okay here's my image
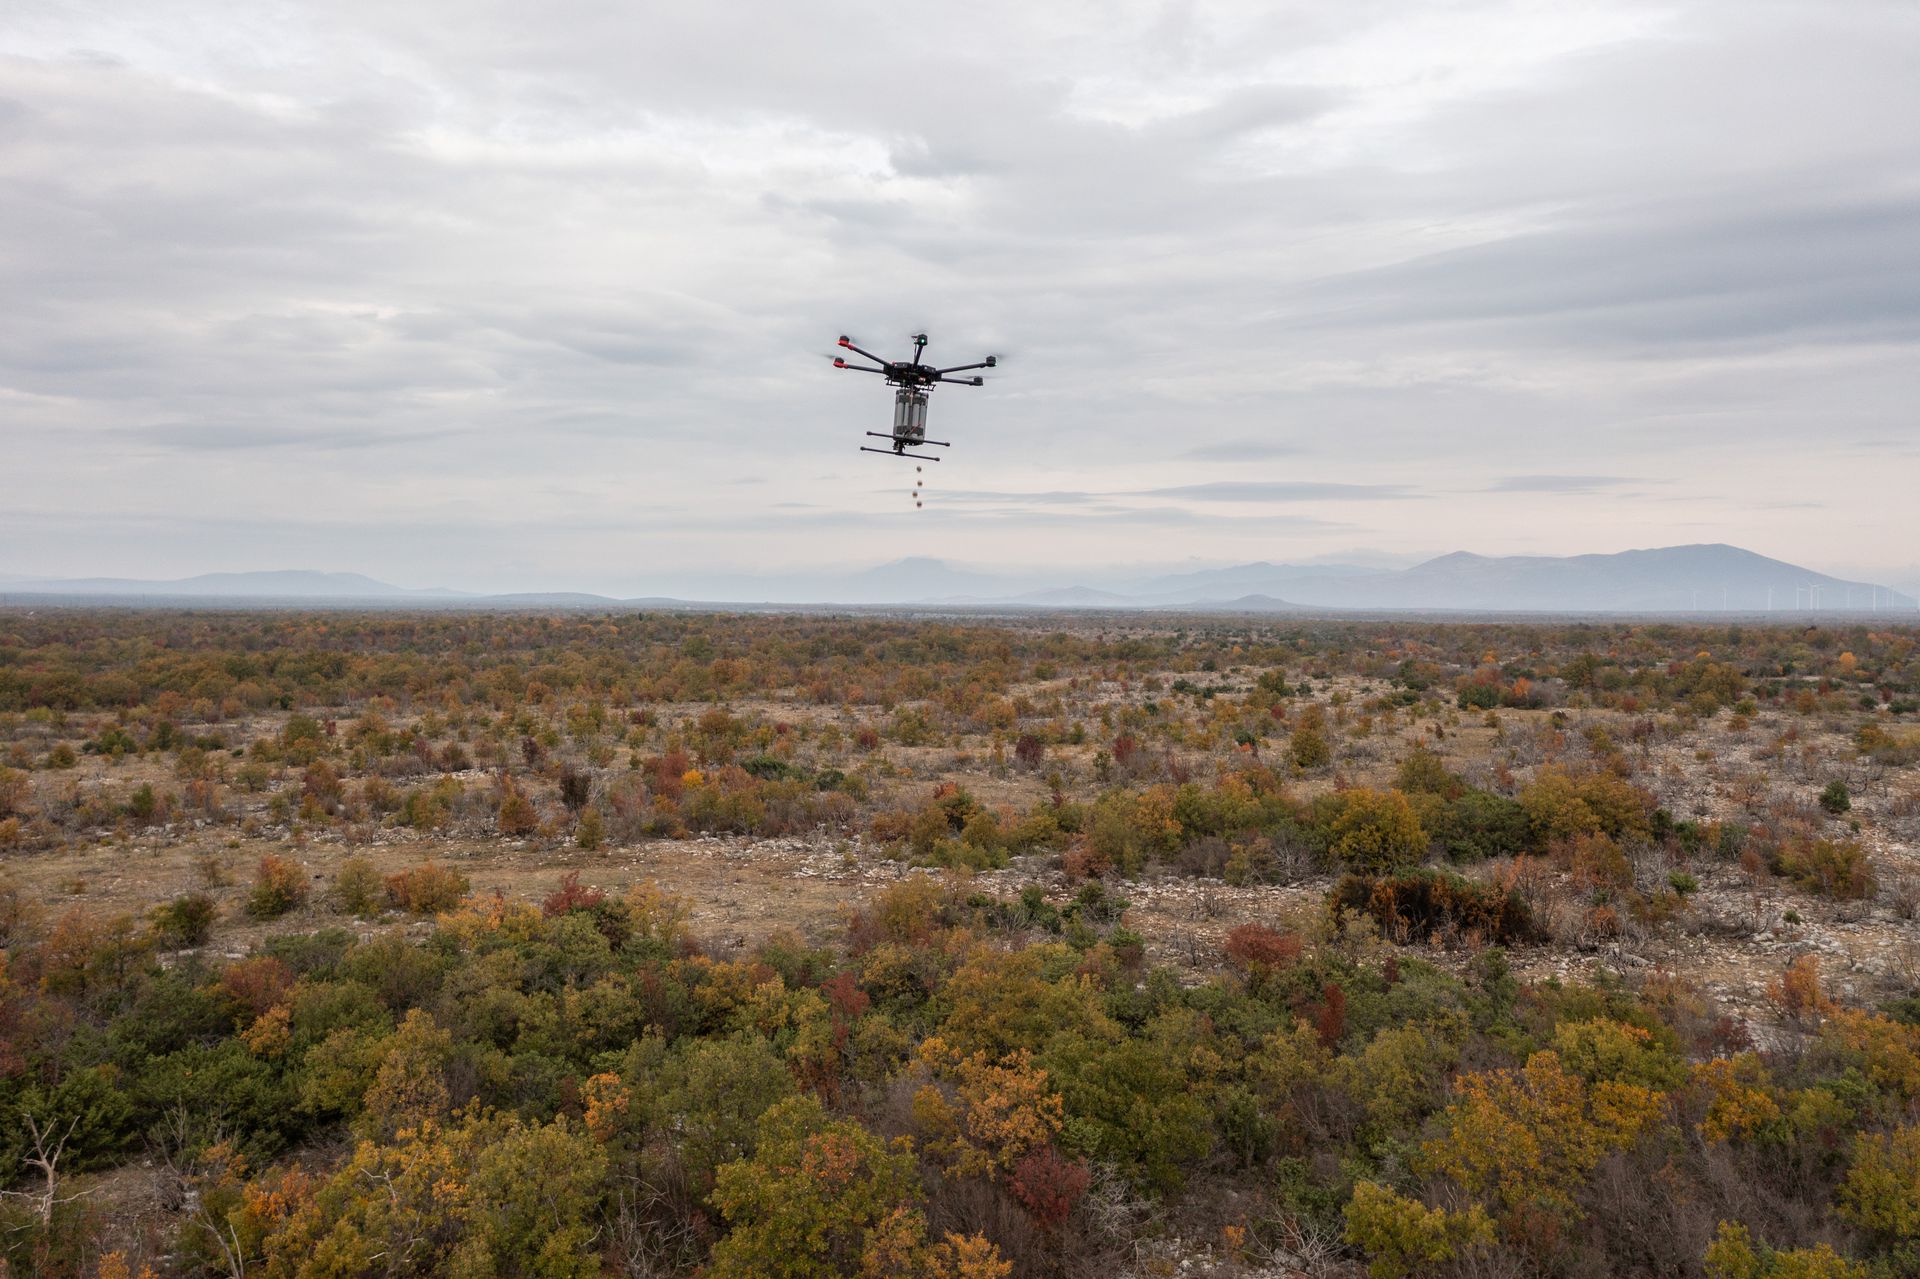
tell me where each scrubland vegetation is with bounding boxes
[1,609,1918,1277]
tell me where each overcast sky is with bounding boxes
[3,0,1917,594]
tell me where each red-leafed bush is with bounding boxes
[1313,981,1347,1048]
[1009,1145,1091,1230]
[221,955,293,1018]
[542,870,607,917]
[1223,923,1303,976]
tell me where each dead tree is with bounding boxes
[4,1112,82,1229]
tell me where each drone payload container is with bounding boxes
[892,388,929,446]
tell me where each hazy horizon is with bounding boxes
[5,1,1917,589]
[4,542,1917,608]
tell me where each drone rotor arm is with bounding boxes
[933,360,994,375]
[837,337,888,365]
[933,374,985,386]
[832,358,889,374]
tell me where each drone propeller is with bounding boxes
[826,352,886,375]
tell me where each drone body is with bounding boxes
[832,333,995,462]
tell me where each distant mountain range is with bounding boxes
[1148,545,1908,614]
[2,545,1913,615]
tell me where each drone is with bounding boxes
[832,332,995,462]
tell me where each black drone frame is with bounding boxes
[834,333,995,461]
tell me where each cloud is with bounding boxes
[922,489,1102,506]
[1141,482,1420,502]
[1295,195,1920,350]
[916,481,1416,506]
[1181,439,1304,461]
[1487,475,1640,494]
[133,421,454,452]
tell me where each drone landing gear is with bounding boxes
[860,446,943,462]
[862,431,948,463]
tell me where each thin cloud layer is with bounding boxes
[1,0,1916,593]
[1488,475,1642,494]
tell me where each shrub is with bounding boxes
[497,783,538,835]
[1819,781,1852,815]
[0,765,29,817]
[706,1095,1005,1279]
[383,862,470,915]
[127,782,159,825]
[1329,870,1538,946]
[331,856,385,916]
[1290,709,1332,769]
[542,870,606,918]
[1394,747,1462,798]
[1428,788,1530,862]
[1330,788,1427,873]
[220,954,294,1018]
[1519,766,1653,844]
[1223,923,1303,980]
[558,765,593,812]
[1344,1181,1494,1279]
[1837,1123,1920,1243]
[1770,955,1830,1021]
[1008,1145,1091,1230]
[150,892,217,946]
[1703,1221,1870,1279]
[1775,838,1876,899]
[247,854,309,918]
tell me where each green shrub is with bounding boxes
[0,1065,134,1175]
[150,892,217,946]
[1775,838,1876,899]
[1428,788,1530,862]
[330,855,385,916]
